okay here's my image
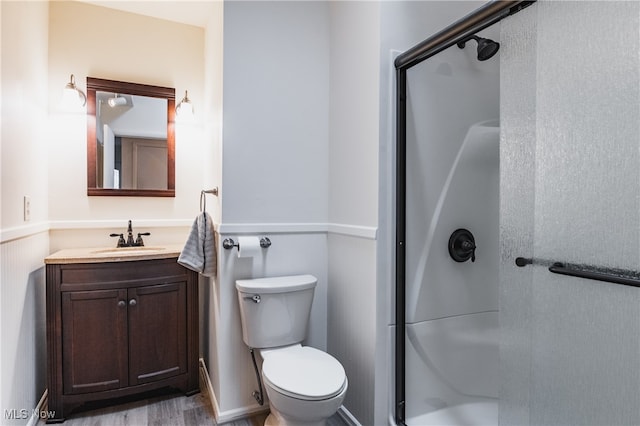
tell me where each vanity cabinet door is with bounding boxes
[127,282,187,386]
[61,289,128,394]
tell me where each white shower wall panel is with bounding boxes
[404,21,500,325]
[405,311,498,419]
[406,123,499,323]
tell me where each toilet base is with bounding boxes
[261,369,347,426]
[264,407,327,426]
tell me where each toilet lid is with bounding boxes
[262,346,346,401]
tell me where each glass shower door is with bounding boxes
[500,2,640,425]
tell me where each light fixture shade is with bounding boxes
[62,74,86,108]
[176,90,194,119]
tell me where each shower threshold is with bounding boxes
[406,400,497,426]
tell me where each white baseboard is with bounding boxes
[337,405,362,426]
[199,358,221,420]
[199,358,268,424]
[27,389,49,426]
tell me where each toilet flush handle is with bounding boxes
[244,294,261,304]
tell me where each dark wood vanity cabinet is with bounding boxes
[46,256,199,423]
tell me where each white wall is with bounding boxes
[204,2,223,227]
[327,2,380,425]
[47,1,207,249]
[0,1,50,423]
[200,0,224,402]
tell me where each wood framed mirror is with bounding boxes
[87,77,175,197]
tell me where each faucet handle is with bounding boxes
[110,233,126,248]
[135,232,151,246]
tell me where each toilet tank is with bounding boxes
[236,275,317,348]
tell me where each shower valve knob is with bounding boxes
[461,240,476,262]
[449,229,477,263]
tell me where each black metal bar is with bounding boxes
[550,263,640,288]
[395,67,407,426]
[515,257,640,288]
[393,2,535,424]
[394,1,534,71]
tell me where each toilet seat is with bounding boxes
[262,346,346,401]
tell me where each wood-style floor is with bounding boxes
[38,373,348,426]
[38,389,266,426]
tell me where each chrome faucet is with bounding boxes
[110,220,151,247]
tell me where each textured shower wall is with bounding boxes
[500,2,640,424]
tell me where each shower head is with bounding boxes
[457,35,500,61]
[108,95,127,107]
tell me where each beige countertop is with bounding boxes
[45,244,184,264]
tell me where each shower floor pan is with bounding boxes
[406,401,497,426]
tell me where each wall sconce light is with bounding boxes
[175,90,194,118]
[62,74,86,108]
[108,94,127,107]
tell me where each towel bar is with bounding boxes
[200,188,219,212]
[515,257,640,288]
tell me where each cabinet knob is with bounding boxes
[118,300,126,308]
[129,299,137,306]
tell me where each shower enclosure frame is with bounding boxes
[393,1,534,424]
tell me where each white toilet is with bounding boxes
[236,275,348,426]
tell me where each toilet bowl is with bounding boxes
[236,275,348,426]
[261,345,347,426]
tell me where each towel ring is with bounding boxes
[200,188,219,212]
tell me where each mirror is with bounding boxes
[87,77,175,197]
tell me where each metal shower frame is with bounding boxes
[393,1,535,424]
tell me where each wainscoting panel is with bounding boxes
[1,231,50,424]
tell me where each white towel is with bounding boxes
[178,212,217,277]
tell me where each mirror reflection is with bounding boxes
[96,92,168,190]
[86,77,175,197]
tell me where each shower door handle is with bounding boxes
[515,257,640,288]
[548,262,640,288]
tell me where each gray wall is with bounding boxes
[214,1,332,421]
